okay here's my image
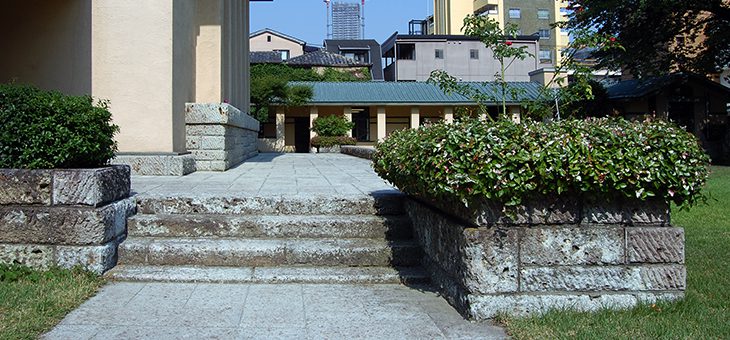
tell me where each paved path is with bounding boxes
[132,153,397,197]
[45,283,507,339]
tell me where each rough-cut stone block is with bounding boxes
[56,240,119,274]
[52,166,130,207]
[581,199,669,226]
[405,199,519,294]
[113,154,196,176]
[521,227,625,265]
[521,265,686,292]
[191,150,229,161]
[187,125,227,136]
[185,103,260,131]
[628,227,684,263]
[0,198,136,245]
[0,244,54,268]
[341,146,375,160]
[422,196,579,227]
[0,169,52,205]
[467,291,684,319]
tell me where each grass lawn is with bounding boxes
[499,166,730,339]
[0,266,104,340]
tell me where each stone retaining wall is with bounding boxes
[405,196,685,319]
[0,166,135,273]
[341,146,375,160]
[186,103,260,171]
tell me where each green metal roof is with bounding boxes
[288,81,542,105]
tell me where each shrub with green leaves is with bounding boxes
[311,136,357,148]
[311,115,355,137]
[373,117,709,208]
[0,84,118,169]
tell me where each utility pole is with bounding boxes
[361,0,365,39]
[325,0,331,39]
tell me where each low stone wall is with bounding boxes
[405,196,685,319]
[113,153,196,176]
[0,166,135,273]
[341,146,375,160]
[186,103,260,171]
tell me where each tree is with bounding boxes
[562,0,730,77]
[428,15,531,120]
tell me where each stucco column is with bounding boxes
[276,107,286,149]
[344,106,353,137]
[444,107,454,124]
[377,106,387,141]
[310,106,318,152]
[410,107,420,129]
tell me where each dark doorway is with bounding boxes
[669,102,695,132]
[294,117,310,153]
[353,108,370,142]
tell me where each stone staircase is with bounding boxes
[106,193,430,284]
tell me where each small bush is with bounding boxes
[311,136,357,148]
[0,84,118,169]
[311,115,355,137]
[373,117,710,208]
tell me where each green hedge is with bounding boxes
[373,118,709,208]
[0,84,118,169]
[311,136,357,148]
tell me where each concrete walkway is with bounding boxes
[45,283,507,339]
[132,153,397,197]
[46,153,508,339]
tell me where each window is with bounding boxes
[274,49,290,60]
[560,7,570,15]
[560,28,569,36]
[397,44,416,60]
[538,9,550,19]
[539,49,552,63]
[476,4,498,16]
[267,35,272,42]
[509,8,521,19]
[539,29,551,39]
[435,49,444,59]
[470,49,479,60]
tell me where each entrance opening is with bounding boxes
[352,108,370,142]
[294,117,310,153]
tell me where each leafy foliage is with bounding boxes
[311,136,357,148]
[561,0,730,77]
[250,64,371,123]
[311,115,355,137]
[0,84,118,169]
[373,118,709,209]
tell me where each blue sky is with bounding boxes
[250,0,432,46]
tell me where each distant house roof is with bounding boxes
[285,50,370,67]
[250,51,283,64]
[606,73,730,100]
[324,39,384,81]
[250,28,306,46]
[287,81,541,105]
[381,31,540,54]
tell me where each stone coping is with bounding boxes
[185,103,260,132]
[415,195,670,227]
[341,146,375,160]
[0,165,130,207]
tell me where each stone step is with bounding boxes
[127,214,413,240]
[118,237,422,267]
[135,193,406,216]
[105,265,430,284]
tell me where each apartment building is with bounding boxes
[432,0,569,65]
[382,33,546,82]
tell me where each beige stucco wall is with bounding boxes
[1,0,250,154]
[0,0,92,96]
[250,33,304,58]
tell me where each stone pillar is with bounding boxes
[444,107,454,124]
[276,107,286,149]
[310,107,319,153]
[410,107,420,129]
[377,106,387,141]
[344,107,353,137]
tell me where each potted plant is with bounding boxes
[310,115,356,153]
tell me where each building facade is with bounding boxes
[250,28,307,60]
[1,0,252,174]
[432,0,569,65]
[382,33,546,82]
[324,40,384,80]
[332,1,362,40]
